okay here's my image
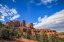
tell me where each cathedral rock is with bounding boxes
[5,20,64,38]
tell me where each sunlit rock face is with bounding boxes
[14,20,20,27]
[27,23,33,28]
[6,21,15,27]
[21,20,26,27]
[5,20,20,27]
[5,20,64,38]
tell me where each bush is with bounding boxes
[23,30,31,39]
[39,32,48,42]
[0,25,23,40]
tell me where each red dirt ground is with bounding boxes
[10,38,38,42]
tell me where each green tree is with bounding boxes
[39,32,48,42]
[23,30,31,39]
[30,32,40,41]
[16,30,23,38]
[48,34,58,42]
[1,28,10,39]
[58,37,64,42]
[0,25,23,39]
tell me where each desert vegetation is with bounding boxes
[23,30,64,42]
[0,21,64,42]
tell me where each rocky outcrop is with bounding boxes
[5,20,64,38]
[21,20,26,27]
[5,20,20,27]
[27,23,33,28]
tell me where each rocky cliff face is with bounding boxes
[5,20,64,38]
[5,20,20,27]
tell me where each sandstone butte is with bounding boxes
[4,20,64,42]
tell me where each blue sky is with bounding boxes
[0,0,64,32]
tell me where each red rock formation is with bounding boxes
[27,23,33,29]
[14,20,20,27]
[6,21,15,27]
[30,29,57,36]
[56,33,64,38]
[21,20,26,27]
[5,20,64,38]
[5,20,20,27]
[10,21,15,27]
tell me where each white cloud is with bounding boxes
[34,9,64,32]
[29,0,34,3]
[12,0,16,2]
[10,14,20,20]
[33,22,37,25]
[0,4,20,21]
[0,4,2,6]
[47,5,52,8]
[0,16,5,21]
[10,9,17,14]
[41,0,58,5]
[36,3,42,6]
[29,0,58,8]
